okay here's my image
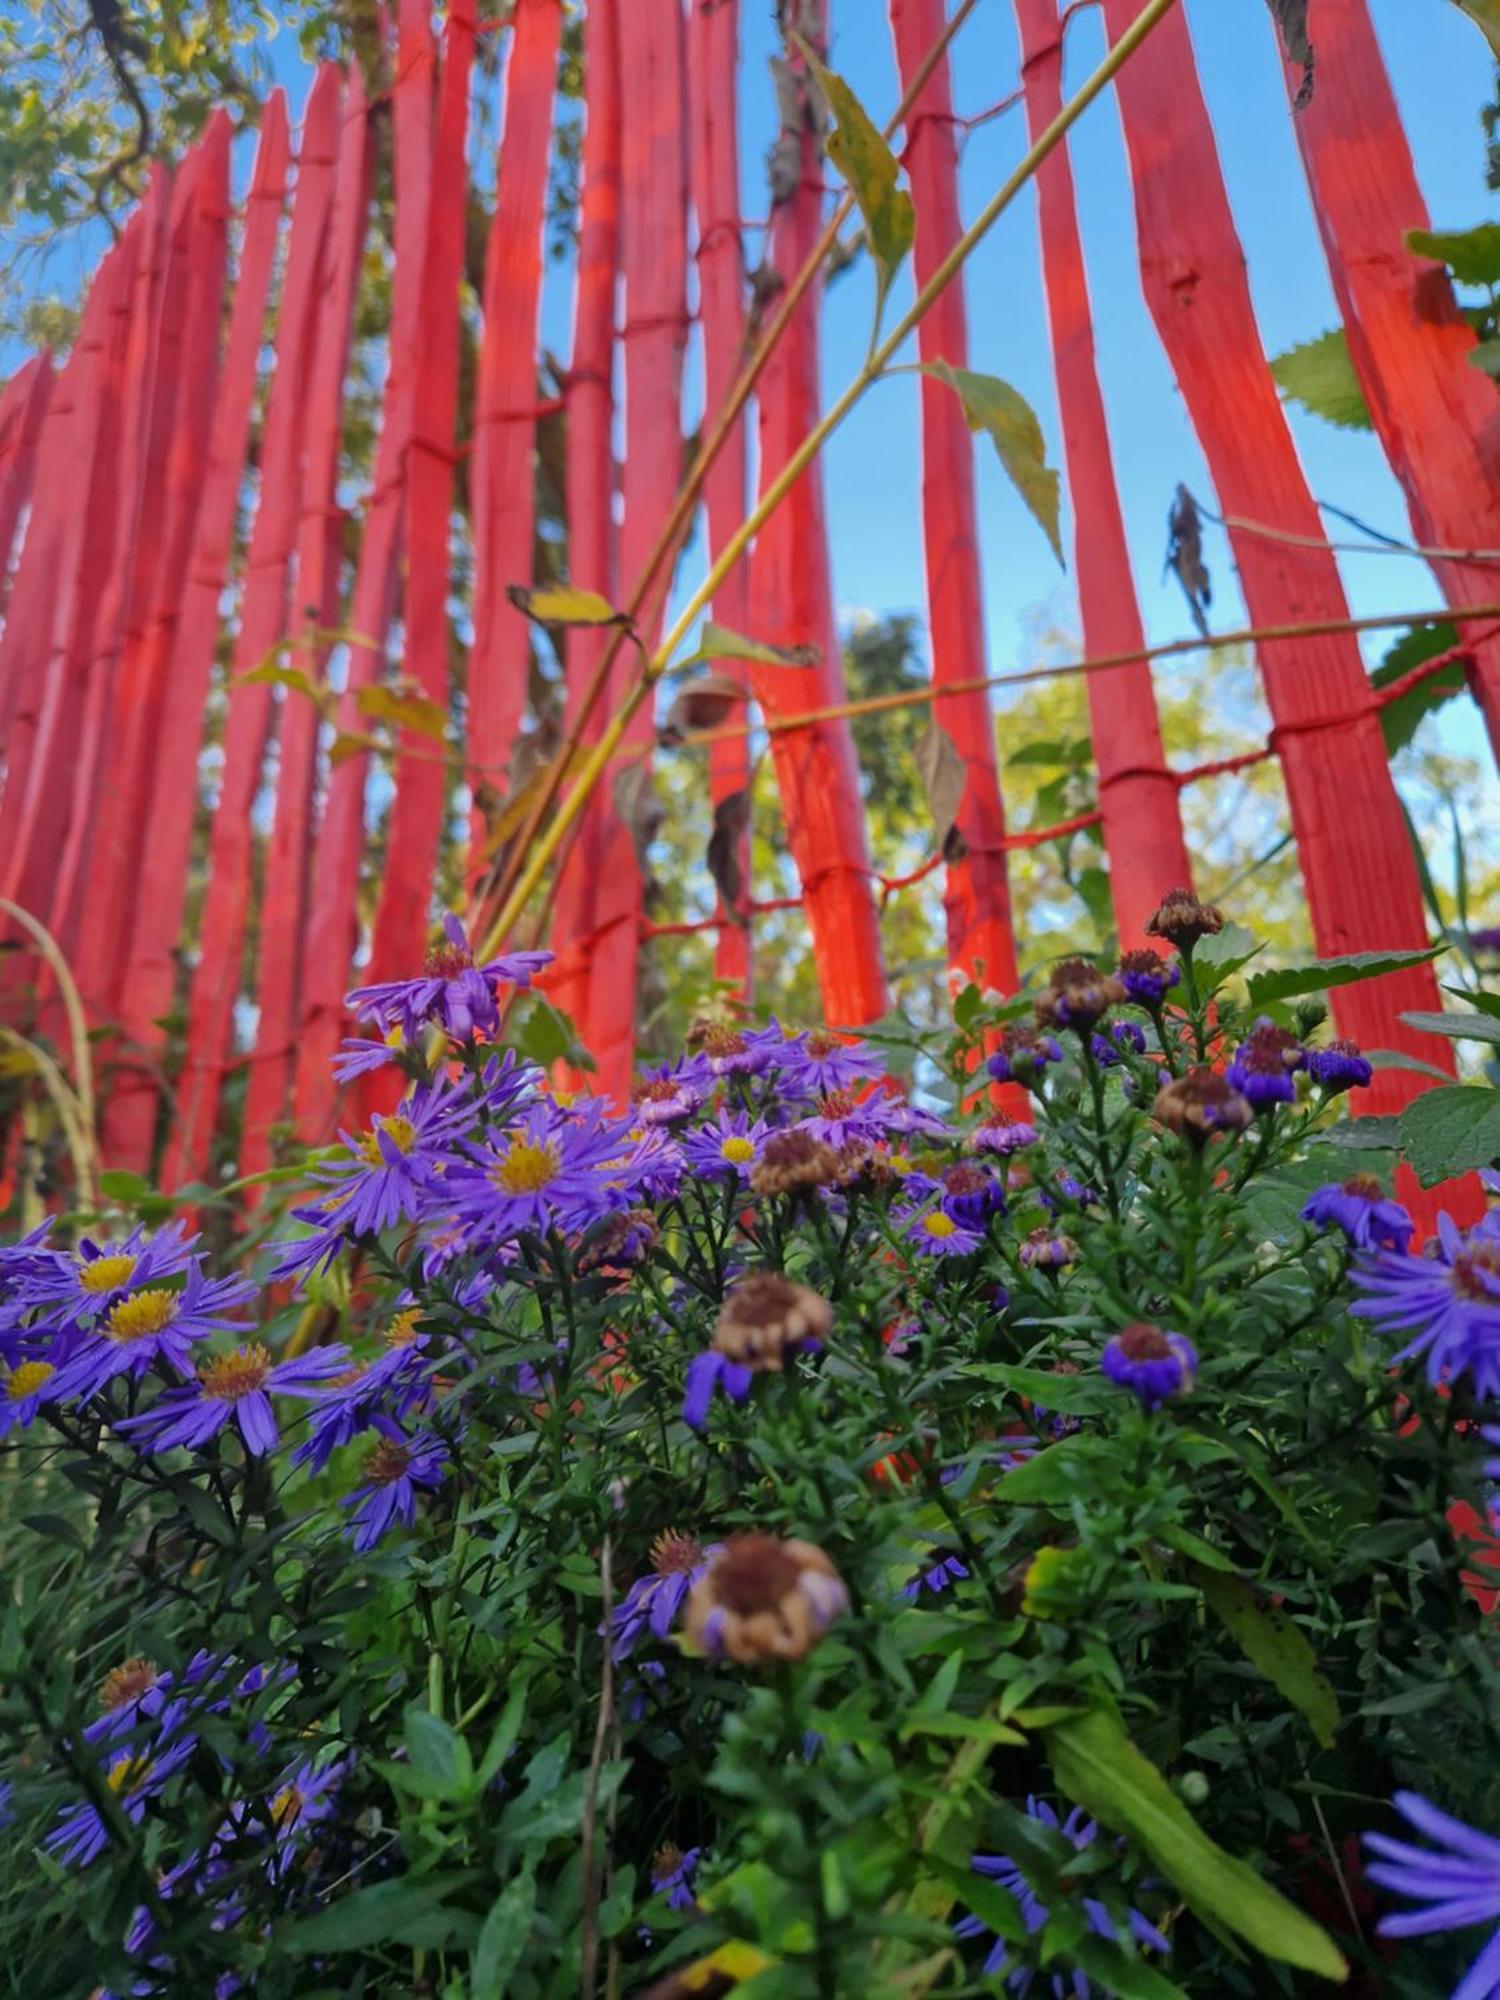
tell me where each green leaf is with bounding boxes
[1245,946,1443,1010]
[1469,338,1500,380]
[1365,1048,1458,1084]
[1370,621,1463,754]
[1193,1567,1339,1748]
[1398,1083,1500,1186]
[1044,1708,1347,1980]
[507,583,629,627]
[922,360,1063,565]
[1399,1009,1500,1046]
[282,1873,478,1953]
[679,620,818,672]
[898,1712,1028,1746]
[1446,985,1500,1021]
[922,1856,1027,1947]
[1405,222,1500,288]
[476,1683,529,1790]
[1065,1936,1188,2000]
[512,994,595,1073]
[977,1363,1110,1414]
[1192,921,1264,982]
[1268,328,1372,431]
[1450,0,1500,56]
[98,1168,156,1205]
[404,1706,473,1799]
[1155,1525,1237,1572]
[995,1432,1112,1506]
[797,40,914,308]
[471,1872,535,1998]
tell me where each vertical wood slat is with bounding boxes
[163,66,345,1192]
[466,0,563,871]
[580,0,690,1103]
[354,0,480,1116]
[1012,0,1192,948]
[1282,0,1500,762]
[688,0,753,994]
[890,0,1023,996]
[1098,0,1459,1130]
[546,0,622,1050]
[296,3,442,1136]
[748,3,889,1031]
[109,97,293,1170]
[240,72,373,1187]
[0,356,53,620]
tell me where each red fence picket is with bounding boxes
[0,357,51,621]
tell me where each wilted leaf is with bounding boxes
[1268,329,1373,431]
[914,723,968,860]
[1406,221,1500,288]
[1265,0,1315,107]
[660,673,747,743]
[1245,945,1443,1009]
[507,584,630,628]
[1165,484,1212,635]
[923,361,1063,565]
[356,685,449,741]
[1193,1565,1339,1748]
[238,661,328,703]
[679,621,818,673]
[327,731,371,768]
[707,790,751,922]
[797,39,914,307]
[1398,1083,1500,1186]
[612,762,663,873]
[1045,1708,1347,1979]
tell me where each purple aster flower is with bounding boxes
[0,1358,59,1433]
[682,1349,753,1430]
[618,1126,686,1203]
[896,1202,983,1259]
[797,1087,891,1151]
[1306,1037,1373,1093]
[956,1795,1170,1992]
[1226,1022,1306,1110]
[443,1099,633,1245]
[1364,1791,1500,1999]
[969,1110,1038,1156]
[776,1027,886,1101]
[1351,1214,1500,1395]
[651,1843,702,1911]
[987,1026,1063,1087]
[878,1085,955,1143]
[1302,1175,1413,1255]
[1116,948,1180,1007]
[1019,1227,1077,1272]
[47,1708,198,1867]
[331,1022,410,1081]
[631,1061,705,1127]
[608,1530,721,1659]
[900,1552,970,1601]
[343,1432,449,1552]
[687,1024,772,1079]
[346,912,552,1042]
[1101,1324,1196,1410]
[116,1342,353,1457]
[291,1359,404,1473]
[21,1221,198,1321]
[1091,1020,1148,1067]
[940,1162,1006,1230]
[682,1108,771,1183]
[50,1265,258,1401]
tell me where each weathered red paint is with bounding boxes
[467,0,563,872]
[240,72,372,1188]
[748,3,888,1031]
[1098,0,1459,1145]
[110,99,292,1169]
[1281,0,1500,762]
[1012,0,1193,949]
[890,0,1024,1000]
[163,67,344,1191]
[0,356,52,621]
[688,0,753,993]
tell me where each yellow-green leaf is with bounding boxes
[1194,1565,1339,1748]
[1451,0,1500,58]
[678,620,818,673]
[355,685,449,740]
[922,361,1063,565]
[1044,1707,1347,1981]
[328,731,372,768]
[238,661,324,699]
[507,583,629,628]
[797,39,914,301]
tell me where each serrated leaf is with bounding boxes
[1451,0,1500,56]
[1193,1566,1339,1748]
[507,583,629,627]
[1245,946,1443,1010]
[798,40,914,305]
[1406,222,1500,288]
[1191,921,1263,981]
[922,360,1063,564]
[1268,328,1372,431]
[1045,1708,1347,1980]
[913,723,967,858]
[1398,1083,1500,1186]
[356,684,449,740]
[1370,620,1463,753]
[1399,1009,1500,1045]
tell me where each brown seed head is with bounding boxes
[1146,887,1225,951]
[1152,1067,1254,1142]
[712,1273,832,1372]
[99,1658,160,1713]
[750,1129,840,1197]
[684,1533,848,1665]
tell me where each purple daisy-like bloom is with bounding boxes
[443,1099,633,1245]
[618,1126,686,1204]
[969,1110,1039,1156]
[1116,949,1180,1007]
[1306,1037,1373,1093]
[956,1796,1170,1993]
[879,1087,955,1143]
[688,1024,773,1079]
[50,1265,258,1401]
[797,1087,892,1151]
[682,1108,771,1183]
[1226,1045,1298,1108]
[608,1530,721,1659]
[291,1359,403,1473]
[1302,1175,1414,1255]
[21,1221,198,1321]
[940,1162,1006,1230]
[900,1552,970,1601]
[651,1843,702,1911]
[896,1202,983,1259]
[1364,1791,1500,2000]
[1351,1214,1500,1396]
[1091,1020,1148,1067]
[0,1358,59,1434]
[776,1027,886,1101]
[682,1349,754,1430]
[47,1707,198,1868]
[331,1022,410,1081]
[1101,1324,1196,1411]
[343,1432,449,1553]
[346,912,552,1042]
[117,1342,353,1458]
[631,1061,706,1127]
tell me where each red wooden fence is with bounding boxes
[0,0,1488,1193]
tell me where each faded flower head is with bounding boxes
[1101,1323,1197,1411]
[712,1273,831,1372]
[684,1534,848,1665]
[986,1025,1063,1086]
[968,1110,1038,1156]
[749,1130,840,1198]
[1116,947,1180,1006]
[1152,1067,1254,1142]
[1145,887,1224,952]
[1019,1227,1076,1272]
[1035,958,1127,1034]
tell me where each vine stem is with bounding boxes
[479,0,1181,954]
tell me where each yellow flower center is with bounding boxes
[197,1344,272,1400]
[99,1658,159,1711]
[358,1113,417,1165]
[385,1307,423,1349]
[104,1290,179,1344]
[922,1212,958,1239]
[720,1136,755,1164]
[383,1024,406,1051]
[6,1360,53,1400]
[106,1755,150,1798]
[270,1784,304,1830]
[491,1137,560,1196]
[79,1254,139,1295]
